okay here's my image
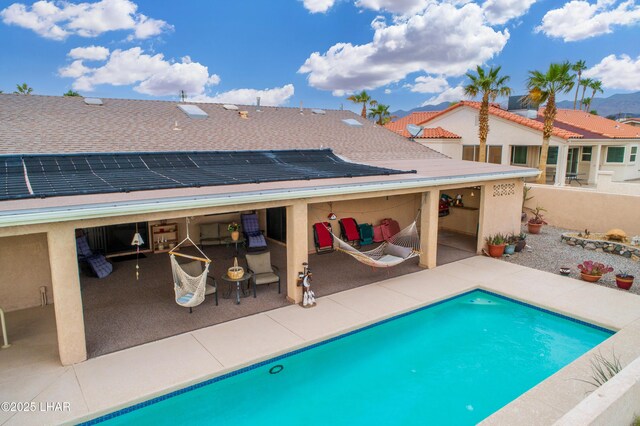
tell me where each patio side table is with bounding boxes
[220,272,253,305]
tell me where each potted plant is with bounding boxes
[577,261,613,283]
[521,184,533,222]
[615,272,635,290]
[485,233,507,258]
[504,234,517,255]
[514,233,527,252]
[527,206,547,234]
[228,222,240,241]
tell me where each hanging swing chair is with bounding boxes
[169,219,214,313]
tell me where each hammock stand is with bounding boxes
[169,218,212,313]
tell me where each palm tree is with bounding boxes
[578,78,593,110]
[587,80,603,111]
[583,97,592,112]
[347,90,373,118]
[368,103,393,125]
[571,60,586,109]
[14,83,33,95]
[63,90,80,97]
[463,65,511,162]
[525,61,575,184]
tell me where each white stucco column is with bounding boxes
[555,144,569,186]
[419,190,439,269]
[47,224,87,365]
[592,145,602,185]
[286,202,308,304]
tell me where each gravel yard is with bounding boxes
[501,225,640,295]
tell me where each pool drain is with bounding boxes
[269,365,284,374]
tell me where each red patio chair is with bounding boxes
[381,218,401,241]
[313,222,334,254]
[339,217,361,247]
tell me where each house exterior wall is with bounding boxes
[413,140,461,159]
[599,143,640,181]
[478,180,524,251]
[0,233,52,311]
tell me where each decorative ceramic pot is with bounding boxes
[615,275,634,290]
[514,239,527,252]
[504,244,516,255]
[580,273,601,283]
[527,222,543,234]
[231,231,240,241]
[487,243,506,258]
[559,267,571,276]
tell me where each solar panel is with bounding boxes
[0,150,414,200]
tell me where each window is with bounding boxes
[547,146,558,165]
[462,146,477,161]
[487,146,502,164]
[511,146,527,164]
[606,146,625,163]
[631,146,638,163]
[581,146,592,161]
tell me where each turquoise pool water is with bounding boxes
[91,290,612,425]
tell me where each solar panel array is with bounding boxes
[0,150,414,201]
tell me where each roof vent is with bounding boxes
[312,109,326,115]
[342,118,363,127]
[84,98,103,106]
[223,104,239,111]
[178,104,208,119]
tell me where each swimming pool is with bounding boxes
[87,290,612,425]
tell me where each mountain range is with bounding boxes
[392,92,640,119]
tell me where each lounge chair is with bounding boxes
[380,218,401,241]
[76,234,113,278]
[339,217,361,247]
[358,223,374,246]
[177,260,218,307]
[241,213,267,251]
[313,222,334,254]
[245,252,280,295]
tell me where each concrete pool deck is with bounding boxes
[2,256,640,425]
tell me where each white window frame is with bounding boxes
[511,146,528,165]
[605,146,626,164]
[581,146,592,161]
[630,146,638,163]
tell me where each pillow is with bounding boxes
[385,243,413,259]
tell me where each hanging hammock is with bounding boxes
[169,218,212,310]
[329,220,421,268]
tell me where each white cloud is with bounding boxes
[59,46,220,96]
[535,0,640,42]
[408,75,449,93]
[68,45,110,60]
[482,0,538,25]
[384,88,391,94]
[192,84,296,107]
[302,0,335,13]
[0,0,172,40]
[298,2,509,95]
[421,85,465,106]
[583,54,640,90]
[354,0,429,15]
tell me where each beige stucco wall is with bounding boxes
[307,194,421,251]
[526,184,640,235]
[0,233,52,311]
[414,139,461,159]
[478,180,524,250]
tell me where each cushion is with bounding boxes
[373,225,384,243]
[246,252,272,274]
[86,254,113,278]
[177,293,195,304]
[200,223,219,239]
[314,222,333,248]
[76,235,94,258]
[205,283,216,295]
[385,243,413,259]
[378,254,403,264]
[254,272,279,285]
[180,260,203,277]
[340,218,360,241]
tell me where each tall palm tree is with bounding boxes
[583,97,592,112]
[368,103,392,125]
[587,80,603,111]
[525,61,575,184]
[347,90,373,118]
[571,60,586,109]
[463,65,511,162]
[578,78,593,110]
[14,83,33,95]
[63,90,80,97]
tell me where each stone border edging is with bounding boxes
[561,233,640,261]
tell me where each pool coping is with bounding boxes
[80,288,615,424]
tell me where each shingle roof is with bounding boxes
[0,94,447,161]
[548,109,640,139]
[419,101,583,140]
[384,111,440,137]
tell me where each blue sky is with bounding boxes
[1,0,639,114]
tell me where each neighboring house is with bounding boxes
[619,117,640,128]
[0,94,536,365]
[386,101,640,185]
[385,111,462,158]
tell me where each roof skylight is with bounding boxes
[178,104,208,119]
[84,98,103,106]
[223,104,239,111]
[342,118,363,127]
[312,109,326,115]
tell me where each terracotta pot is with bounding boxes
[615,275,634,290]
[527,222,543,234]
[580,273,602,283]
[231,231,240,241]
[514,239,527,252]
[487,243,506,258]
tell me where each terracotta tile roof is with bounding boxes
[548,109,640,139]
[418,101,583,140]
[0,94,447,162]
[384,111,440,137]
[415,127,461,139]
